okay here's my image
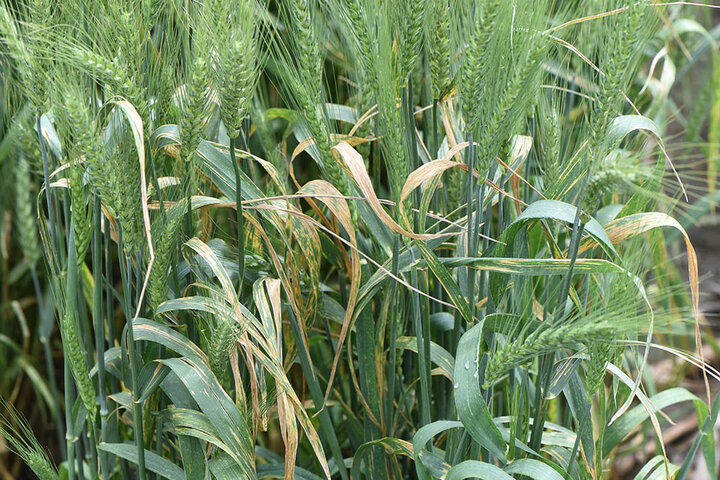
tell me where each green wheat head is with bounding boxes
[13,155,41,266]
[484,320,617,388]
[398,0,427,81]
[212,0,260,139]
[148,202,185,311]
[429,0,452,101]
[281,0,355,211]
[0,400,59,480]
[460,0,503,134]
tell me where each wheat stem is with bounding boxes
[117,226,147,480]
[91,192,111,479]
[231,136,245,293]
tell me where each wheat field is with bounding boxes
[0,0,719,479]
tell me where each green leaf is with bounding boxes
[488,199,618,303]
[256,463,324,480]
[606,115,664,147]
[137,362,170,403]
[603,388,701,456]
[562,374,595,473]
[209,451,247,480]
[503,459,564,480]
[454,322,506,461]
[396,336,455,381]
[417,241,473,324]
[160,356,256,479]
[676,388,720,480]
[159,375,205,478]
[443,257,628,275]
[633,456,679,480]
[132,318,208,362]
[412,421,460,480]
[445,460,513,480]
[98,443,186,480]
[606,115,685,198]
[351,437,413,480]
[503,200,617,258]
[163,408,240,463]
